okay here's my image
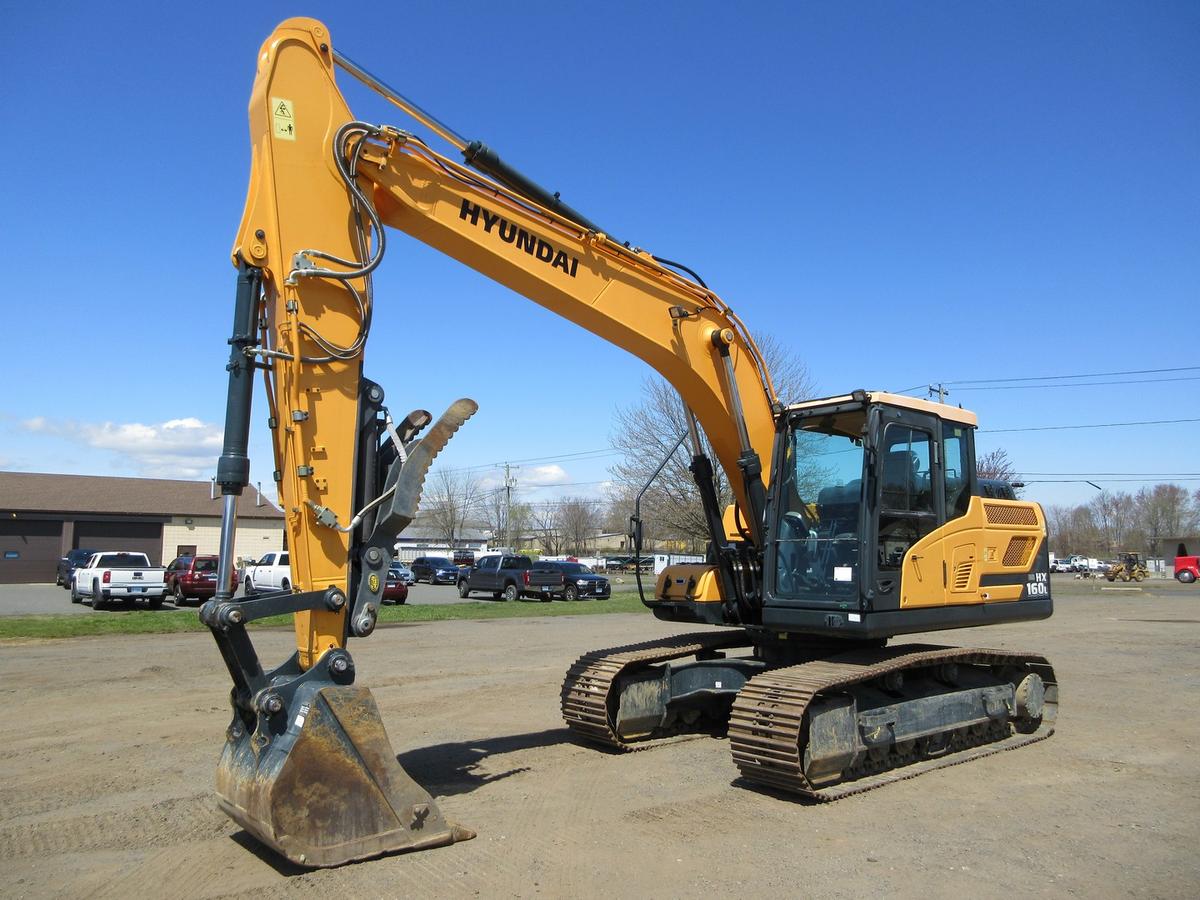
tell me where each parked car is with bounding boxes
[164,555,240,605]
[1050,559,1073,573]
[411,556,459,585]
[243,551,291,596]
[72,551,167,610]
[457,554,545,600]
[56,548,98,588]
[382,564,410,604]
[529,560,611,601]
[390,561,415,585]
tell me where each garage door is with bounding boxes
[0,520,63,583]
[74,521,163,566]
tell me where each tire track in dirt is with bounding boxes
[87,843,267,900]
[0,793,228,860]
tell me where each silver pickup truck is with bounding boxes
[71,551,167,610]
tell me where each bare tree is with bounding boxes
[557,496,600,555]
[1046,502,1102,557]
[530,502,563,555]
[480,486,514,550]
[507,502,533,552]
[976,448,1017,482]
[1090,490,1135,556]
[423,468,482,551]
[1134,484,1192,557]
[1046,482,1195,559]
[1045,505,1074,557]
[609,333,813,547]
[1068,504,1102,556]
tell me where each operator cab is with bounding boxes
[757,390,1051,638]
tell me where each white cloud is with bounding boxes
[21,416,223,479]
[524,464,568,486]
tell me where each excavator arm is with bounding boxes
[204,17,781,868]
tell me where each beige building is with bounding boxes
[0,471,283,583]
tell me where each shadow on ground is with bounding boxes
[398,727,574,796]
[230,830,311,876]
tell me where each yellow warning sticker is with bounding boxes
[271,97,296,141]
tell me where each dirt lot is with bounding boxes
[2,583,1197,898]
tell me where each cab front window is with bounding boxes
[774,416,865,601]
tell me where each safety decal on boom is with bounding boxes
[272,97,296,141]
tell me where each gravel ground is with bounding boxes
[0,583,1197,898]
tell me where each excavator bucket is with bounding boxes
[216,683,473,867]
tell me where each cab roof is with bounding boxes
[786,391,978,427]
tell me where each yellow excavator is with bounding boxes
[204,17,1058,868]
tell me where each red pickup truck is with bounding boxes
[1175,555,1198,584]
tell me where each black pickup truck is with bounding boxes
[457,554,561,601]
[527,560,611,601]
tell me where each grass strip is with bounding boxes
[0,587,653,641]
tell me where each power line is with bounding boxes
[897,366,1200,396]
[982,417,1200,433]
[1022,480,1200,487]
[1017,472,1200,477]
[448,447,620,474]
[947,365,1200,385]
[954,376,1200,391]
[522,479,612,490]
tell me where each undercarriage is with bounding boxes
[562,632,1057,797]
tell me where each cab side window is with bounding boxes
[878,424,936,570]
[942,425,972,519]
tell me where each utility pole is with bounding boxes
[927,383,950,403]
[503,463,520,549]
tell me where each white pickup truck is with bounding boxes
[243,551,291,596]
[72,551,167,610]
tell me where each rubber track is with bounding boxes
[728,644,1057,800]
[561,631,754,750]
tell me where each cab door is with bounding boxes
[872,408,946,608]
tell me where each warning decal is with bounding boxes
[271,97,296,141]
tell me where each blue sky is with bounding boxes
[2,1,1196,512]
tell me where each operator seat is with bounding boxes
[881,451,918,510]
